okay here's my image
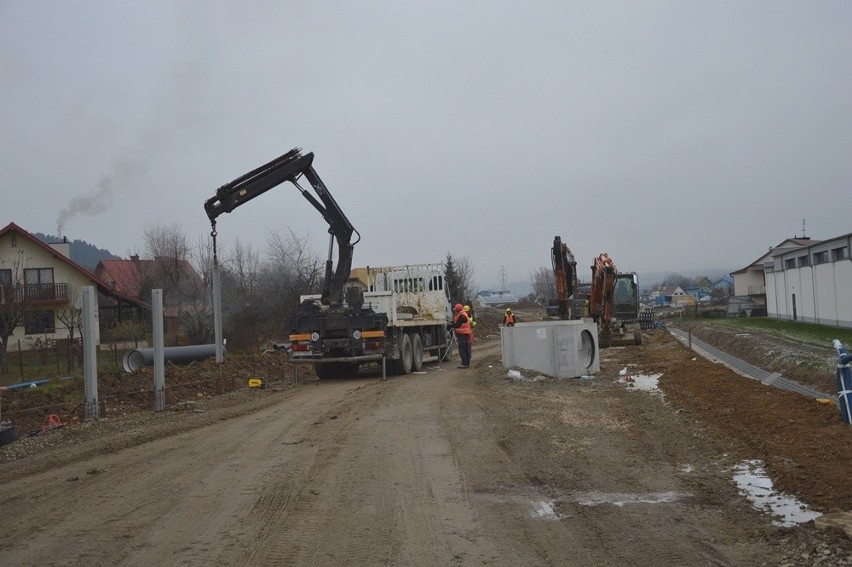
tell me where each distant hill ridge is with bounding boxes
[33,232,121,272]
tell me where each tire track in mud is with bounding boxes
[231,370,488,565]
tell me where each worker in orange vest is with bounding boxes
[502,308,516,326]
[463,305,476,328]
[447,303,472,368]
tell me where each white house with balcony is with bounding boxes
[0,222,146,351]
[764,232,851,328]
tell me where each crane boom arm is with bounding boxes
[204,148,358,306]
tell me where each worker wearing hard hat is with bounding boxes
[463,305,476,327]
[447,303,472,368]
[502,308,516,326]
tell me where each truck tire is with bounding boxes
[411,333,423,372]
[392,333,413,375]
[314,362,359,379]
[314,363,335,379]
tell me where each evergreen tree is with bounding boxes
[444,252,460,305]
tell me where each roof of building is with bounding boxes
[476,290,519,305]
[731,238,815,275]
[0,222,147,308]
[97,259,142,297]
[96,257,202,301]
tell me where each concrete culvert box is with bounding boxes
[500,320,599,378]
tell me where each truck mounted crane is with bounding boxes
[204,148,451,379]
[205,148,358,309]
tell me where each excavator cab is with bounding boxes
[612,273,640,323]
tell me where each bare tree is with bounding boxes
[228,238,261,298]
[54,285,83,372]
[218,238,264,350]
[0,252,30,374]
[445,252,477,305]
[454,254,477,304]
[260,228,322,332]
[139,222,208,344]
[529,266,556,304]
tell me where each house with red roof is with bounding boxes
[95,255,209,345]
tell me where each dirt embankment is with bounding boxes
[672,320,841,393]
[1,321,851,566]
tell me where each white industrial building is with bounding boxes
[764,232,851,328]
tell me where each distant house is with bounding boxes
[764,232,851,328]
[95,255,208,345]
[0,222,146,351]
[710,276,733,292]
[654,285,687,305]
[475,289,519,307]
[671,287,693,305]
[730,237,813,316]
[683,287,711,303]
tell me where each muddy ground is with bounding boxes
[1,310,851,566]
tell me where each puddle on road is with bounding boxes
[617,368,663,395]
[732,460,822,527]
[480,484,689,521]
[530,500,563,521]
[574,490,688,507]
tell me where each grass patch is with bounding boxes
[681,317,852,349]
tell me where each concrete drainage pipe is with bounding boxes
[123,344,222,373]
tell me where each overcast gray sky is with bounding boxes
[3,1,850,287]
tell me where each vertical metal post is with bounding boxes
[82,286,99,419]
[153,289,166,411]
[213,263,224,363]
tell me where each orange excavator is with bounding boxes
[551,236,578,319]
[588,253,642,347]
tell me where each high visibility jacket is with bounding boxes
[453,311,472,335]
[503,313,515,326]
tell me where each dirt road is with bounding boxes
[1,331,850,566]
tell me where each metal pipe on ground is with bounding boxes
[123,344,222,373]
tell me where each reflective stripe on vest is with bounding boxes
[504,314,515,325]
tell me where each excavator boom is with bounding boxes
[551,236,578,319]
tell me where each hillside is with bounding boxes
[32,232,121,271]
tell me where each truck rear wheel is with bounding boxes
[314,363,334,379]
[314,362,359,379]
[392,334,413,375]
[411,333,423,372]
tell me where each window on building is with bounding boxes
[814,251,828,264]
[832,247,849,261]
[24,267,55,299]
[784,258,796,269]
[428,275,444,291]
[24,310,55,334]
[0,268,11,303]
[798,256,810,267]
